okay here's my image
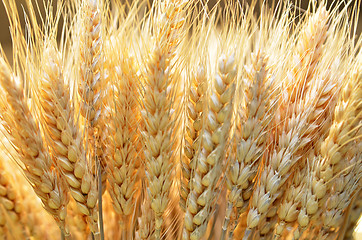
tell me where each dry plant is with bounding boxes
[0,0,361,240]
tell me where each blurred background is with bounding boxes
[1,0,361,63]
[0,0,361,238]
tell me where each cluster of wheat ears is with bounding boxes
[0,0,361,239]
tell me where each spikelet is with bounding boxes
[38,43,98,233]
[140,0,187,237]
[0,57,68,232]
[222,51,273,239]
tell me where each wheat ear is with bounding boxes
[141,0,187,238]
[181,64,207,211]
[78,0,107,197]
[79,0,103,125]
[184,53,237,240]
[0,57,68,233]
[290,5,329,101]
[244,8,330,236]
[293,71,361,239]
[317,70,362,237]
[293,69,360,239]
[319,71,361,182]
[319,164,361,239]
[222,51,273,239]
[274,66,338,239]
[38,43,98,233]
[0,164,24,238]
[107,56,141,236]
[244,67,313,238]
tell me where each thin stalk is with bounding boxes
[98,160,104,240]
[61,230,65,240]
[221,202,233,240]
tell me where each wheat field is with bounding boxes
[0,0,361,239]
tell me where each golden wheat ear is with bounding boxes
[139,0,188,238]
[182,63,207,213]
[0,57,69,234]
[36,41,98,236]
[290,4,329,101]
[107,55,142,238]
[316,70,362,238]
[0,164,26,239]
[223,51,275,240]
[184,50,237,240]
